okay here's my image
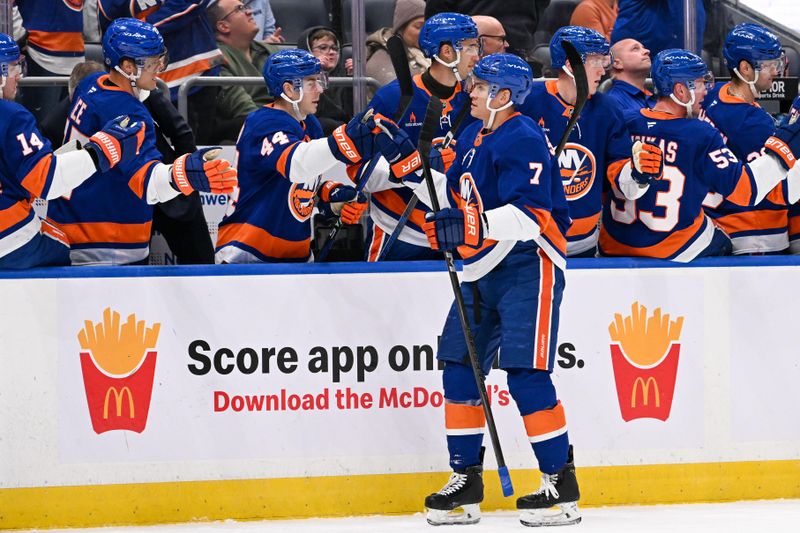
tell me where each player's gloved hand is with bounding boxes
[171,147,238,195]
[630,141,663,185]
[84,115,146,172]
[765,108,800,169]
[319,181,368,224]
[423,206,483,251]
[328,109,377,164]
[374,118,422,181]
[430,140,457,173]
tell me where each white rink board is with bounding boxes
[1,262,799,490]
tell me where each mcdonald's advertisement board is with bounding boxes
[1,261,799,529]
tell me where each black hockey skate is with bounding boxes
[516,445,581,527]
[424,465,484,525]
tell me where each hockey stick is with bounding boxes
[317,34,414,261]
[418,96,514,497]
[376,102,472,261]
[553,41,588,159]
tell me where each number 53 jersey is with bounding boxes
[599,108,784,261]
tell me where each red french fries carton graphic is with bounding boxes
[609,302,683,422]
[78,308,160,434]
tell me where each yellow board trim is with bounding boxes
[2,460,799,530]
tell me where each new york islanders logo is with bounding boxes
[458,172,484,211]
[288,183,316,222]
[608,302,684,422]
[78,308,160,434]
[558,143,596,200]
[63,0,83,10]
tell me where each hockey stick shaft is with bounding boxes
[318,35,414,262]
[419,97,513,497]
[377,102,472,261]
[553,41,588,159]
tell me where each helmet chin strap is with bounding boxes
[114,64,144,98]
[561,64,575,81]
[733,66,761,98]
[434,49,464,82]
[669,84,696,118]
[280,87,306,120]
[484,90,513,130]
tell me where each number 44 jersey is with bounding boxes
[599,108,786,262]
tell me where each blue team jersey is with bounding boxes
[50,73,162,265]
[604,79,656,121]
[367,74,477,249]
[519,80,631,256]
[444,113,570,280]
[216,105,325,262]
[700,82,787,253]
[612,0,705,56]
[17,0,84,75]
[600,108,766,261]
[0,100,57,258]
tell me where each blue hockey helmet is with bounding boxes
[102,18,166,70]
[651,48,712,96]
[550,26,610,69]
[262,49,322,97]
[0,33,22,91]
[723,23,783,71]
[471,53,533,105]
[418,12,478,59]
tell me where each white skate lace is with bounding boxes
[438,472,468,496]
[534,473,559,500]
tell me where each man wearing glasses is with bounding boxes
[472,16,509,57]
[519,26,632,258]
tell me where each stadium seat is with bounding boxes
[341,0,396,44]
[530,44,556,78]
[271,0,330,45]
[534,0,582,47]
[85,42,104,64]
[785,45,800,77]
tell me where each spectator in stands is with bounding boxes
[473,15,509,57]
[247,0,285,42]
[207,0,275,142]
[40,61,105,147]
[16,0,85,123]
[425,0,551,61]
[98,0,225,145]
[611,0,704,56]
[299,27,353,135]
[605,38,655,118]
[366,0,428,88]
[570,0,617,41]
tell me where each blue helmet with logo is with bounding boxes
[550,26,609,69]
[651,48,711,96]
[102,18,166,70]
[472,53,533,105]
[0,33,21,90]
[262,49,321,97]
[723,23,783,71]
[418,12,478,59]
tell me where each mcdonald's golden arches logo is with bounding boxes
[608,302,683,422]
[77,308,160,434]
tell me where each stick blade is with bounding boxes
[499,466,514,497]
[561,40,588,114]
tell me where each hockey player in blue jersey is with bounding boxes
[519,26,632,257]
[49,19,237,266]
[364,12,480,262]
[0,32,146,269]
[215,49,375,263]
[377,53,579,526]
[701,23,788,254]
[600,49,797,261]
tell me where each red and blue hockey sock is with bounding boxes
[443,361,485,471]
[507,368,570,474]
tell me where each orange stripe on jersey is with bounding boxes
[27,30,84,53]
[127,161,158,199]
[790,214,800,237]
[372,189,428,228]
[523,401,567,443]
[600,212,705,258]
[0,200,34,233]
[412,74,459,115]
[217,222,310,259]
[367,224,385,262]
[21,153,53,198]
[445,402,485,431]
[714,208,787,235]
[765,184,787,205]
[726,168,754,206]
[525,206,568,256]
[59,221,152,245]
[276,142,300,178]
[534,248,555,370]
[606,158,630,186]
[159,56,219,84]
[640,108,681,121]
[567,213,600,237]
[41,218,69,246]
